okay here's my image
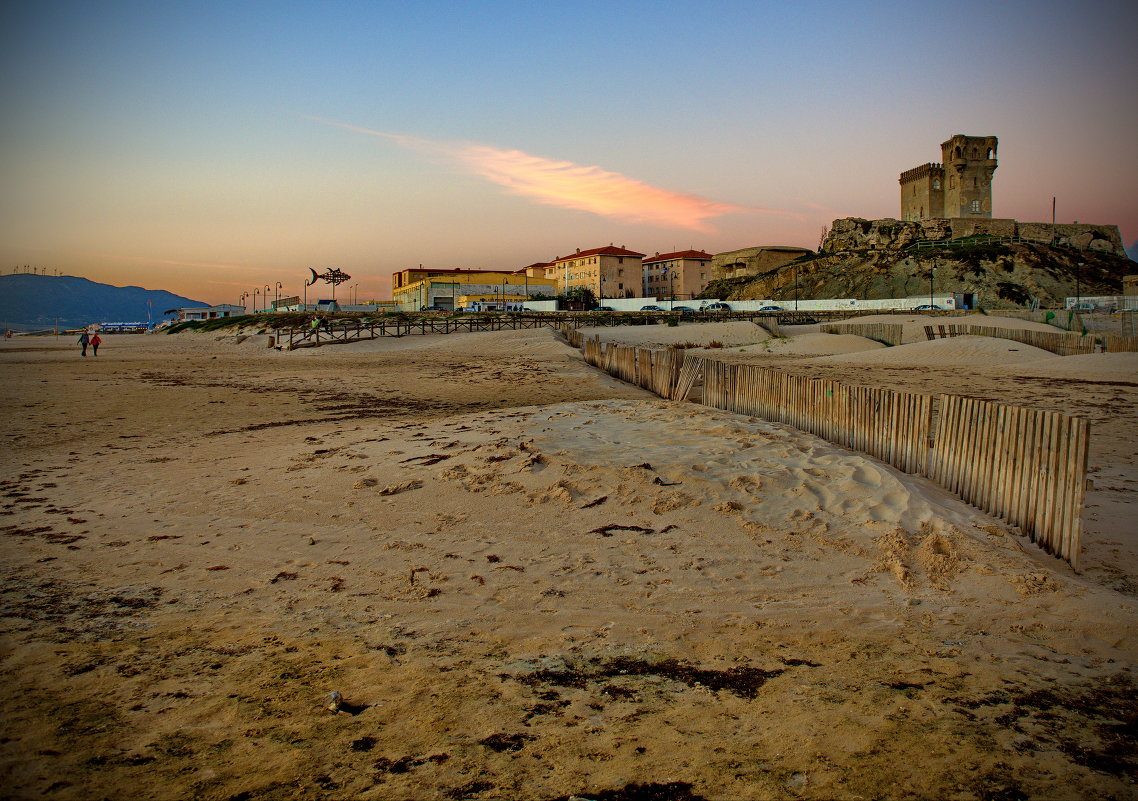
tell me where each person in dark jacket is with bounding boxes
[78,331,90,357]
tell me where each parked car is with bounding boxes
[704,302,731,311]
[594,306,616,312]
[915,304,941,310]
[420,305,447,312]
[640,305,665,311]
[758,305,783,312]
[672,306,695,311]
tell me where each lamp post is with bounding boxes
[264,285,271,312]
[929,266,935,310]
[239,291,249,313]
[275,282,282,307]
[1076,262,1083,309]
[794,261,799,311]
[254,288,261,313]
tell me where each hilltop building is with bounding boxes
[550,245,645,299]
[641,250,713,299]
[900,134,998,221]
[709,246,813,282]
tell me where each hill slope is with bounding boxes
[0,274,208,331]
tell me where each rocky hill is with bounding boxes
[708,218,1135,308]
[0,274,207,331]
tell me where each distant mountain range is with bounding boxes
[0,274,209,331]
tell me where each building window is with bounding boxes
[971,200,981,213]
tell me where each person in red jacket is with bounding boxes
[90,332,102,356]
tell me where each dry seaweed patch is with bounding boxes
[508,656,792,699]
[948,674,1138,778]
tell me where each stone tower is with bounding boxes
[899,134,997,221]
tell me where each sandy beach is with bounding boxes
[2,318,1136,800]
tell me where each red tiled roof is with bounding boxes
[642,250,713,264]
[521,262,553,271]
[553,245,646,262]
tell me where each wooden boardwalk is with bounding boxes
[272,308,879,350]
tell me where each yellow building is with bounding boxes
[551,245,645,300]
[391,267,556,311]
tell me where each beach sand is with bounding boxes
[1,319,1136,800]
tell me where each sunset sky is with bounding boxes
[2,0,1135,305]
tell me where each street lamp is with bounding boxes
[794,261,799,311]
[1076,262,1084,309]
[254,288,261,313]
[275,282,282,306]
[929,266,936,310]
[264,285,271,312]
[239,291,249,313]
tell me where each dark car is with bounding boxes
[758,305,783,312]
[420,305,447,312]
[915,304,941,310]
[594,306,616,312]
[640,305,665,311]
[672,306,695,311]
[704,302,731,311]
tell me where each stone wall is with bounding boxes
[821,217,1126,257]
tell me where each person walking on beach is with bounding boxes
[90,332,102,356]
[78,331,90,357]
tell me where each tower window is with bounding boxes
[971,200,981,213]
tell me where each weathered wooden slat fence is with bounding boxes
[577,336,1089,567]
[1098,333,1138,353]
[920,324,1095,355]
[818,322,904,346]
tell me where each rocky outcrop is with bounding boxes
[726,240,1134,308]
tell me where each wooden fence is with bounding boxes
[1099,334,1138,353]
[577,336,1089,568]
[819,322,904,346]
[921,324,1096,356]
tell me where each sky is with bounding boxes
[2,0,1136,305]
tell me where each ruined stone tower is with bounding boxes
[900,134,997,221]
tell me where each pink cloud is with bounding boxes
[308,117,767,232]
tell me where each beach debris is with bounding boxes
[378,479,423,496]
[409,566,430,584]
[479,732,534,752]
[581,495,608,508]
[400,454,451,466]
[205,565,230,571]
[270,571,298,583]
[324,691,368,716]
[652,476,681,486]
[588,524,655,538]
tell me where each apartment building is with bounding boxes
[641,250,713,299]
[550,245,646,299]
